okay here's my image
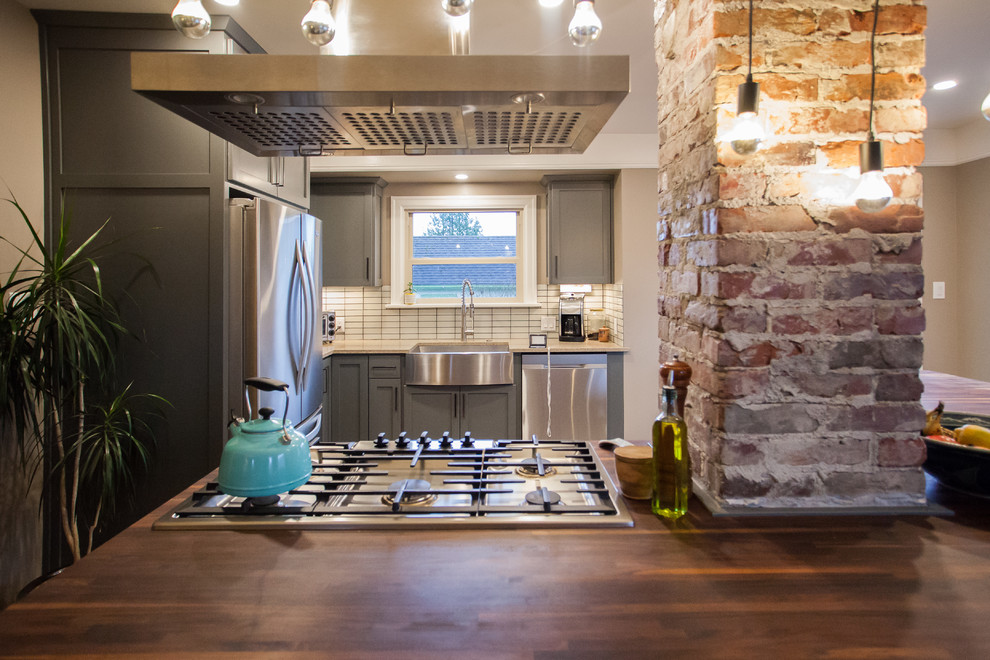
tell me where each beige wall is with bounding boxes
[918,166,960,376]
[0,0,43,608]
[920,157,990,382]
[615,169,661,440]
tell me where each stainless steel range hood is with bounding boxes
[130,53,629,157]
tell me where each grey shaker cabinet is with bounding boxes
[310,178,387,286]
[543,176,614,284]
[329,354,402,442]
[403,384,517,441]
[227,144,310,209]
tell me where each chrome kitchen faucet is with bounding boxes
[461,279,475,341]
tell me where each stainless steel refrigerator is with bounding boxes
[227,197,323,443]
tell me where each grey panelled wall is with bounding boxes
[35,10,263,567]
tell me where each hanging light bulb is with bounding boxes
[441,0,474,18]
[854,140,893,212]
[568,0,602,47]
[171,0,211,39]
[301,0,336,47]
[982,90,990,121]
[854,0,892,213]
[725,0,764,155]
[726,76,765,155]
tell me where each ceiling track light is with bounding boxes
[569,0,602,47]
[171,0,211,39]
[442,0,474,18]
[301,0,336,47]
[854,0,893,213]
[725,0,765,155]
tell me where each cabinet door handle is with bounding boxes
[453,392,457,418]
[554,255,558,279]
[394,386,399,412]
[365,257,370,281]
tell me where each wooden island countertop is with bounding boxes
[2,371,990,658]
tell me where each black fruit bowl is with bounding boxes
[923,412,990,497]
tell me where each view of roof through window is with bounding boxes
[411,211,519,299]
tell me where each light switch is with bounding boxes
[933,282,946,300]
[541,316,556,331]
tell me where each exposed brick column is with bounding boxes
[655,0,927,509]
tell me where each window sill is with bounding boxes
[385,302,541,310]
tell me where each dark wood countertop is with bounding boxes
[3,371,990,657]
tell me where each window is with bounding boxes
[390,195,538,306]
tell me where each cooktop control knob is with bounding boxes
[395,431,409,448]
[440,431,452,447]
[461,431,473,447]
[375,433,388,448]
[418,431,430,446]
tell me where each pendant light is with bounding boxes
[213,0,240,6]
[171,0,211,39]
[442,0,474,17]
[853,0,893,213]
[725,0,764,155]
[568,0,602,47]
[301,0,336,47]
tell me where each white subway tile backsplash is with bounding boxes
[323,283,623,345]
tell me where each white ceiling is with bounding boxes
[16,0,990,169]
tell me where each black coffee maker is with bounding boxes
[559,293,586,342]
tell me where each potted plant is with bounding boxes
[403,281,416,305]
[1,194,166,563]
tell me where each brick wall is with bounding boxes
[655,0,927,509]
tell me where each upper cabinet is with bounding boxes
[543,175,614,284]
[310,178,387,287]
[227,145,310,209]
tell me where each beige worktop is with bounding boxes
[322,337,627,357]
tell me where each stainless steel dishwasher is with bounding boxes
[521,353,607,442]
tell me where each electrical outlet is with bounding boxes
[541,316,556,331]
[933,282,946,300]
[336,316,345,332]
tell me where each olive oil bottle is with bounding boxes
[652,380,690,519]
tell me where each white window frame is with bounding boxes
[390,194,538,307]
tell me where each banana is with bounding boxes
[923,401,957,439]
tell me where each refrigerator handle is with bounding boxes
[289,241,305,392]
[299,241,316,387]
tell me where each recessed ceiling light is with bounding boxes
[932,80,958,91]
[454,173,469,180]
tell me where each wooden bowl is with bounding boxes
[613,445,653,500]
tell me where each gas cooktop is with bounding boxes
[154,435,634,529]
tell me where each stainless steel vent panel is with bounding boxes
[469,109,584,148]
[331,107,467,149]
[200,105,356,151]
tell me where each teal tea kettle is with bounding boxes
[218,377,312,498]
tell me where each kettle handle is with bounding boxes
[243,378,291,441]
[245,377,289,393]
